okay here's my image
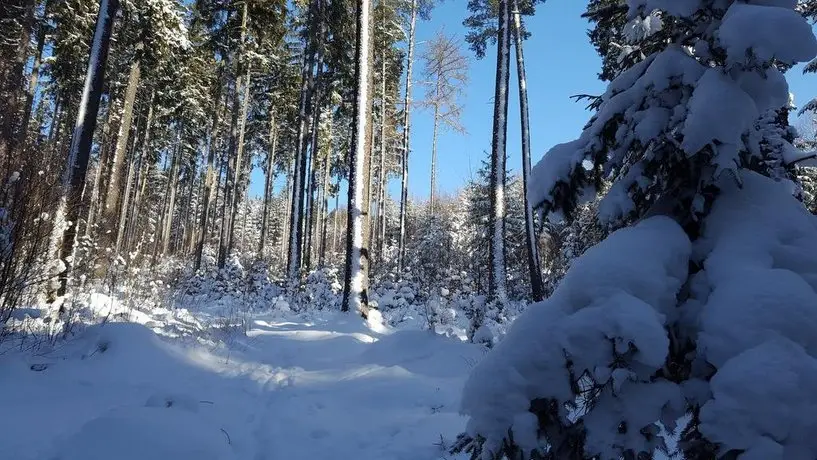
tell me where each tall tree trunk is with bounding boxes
[303,78,323,271]
[119,92,153,253]
[487,0,510,305]
[341,0,373,317]
[103,47,141,234]
[159,128,182,257]
[16,14,47,154]
[397,0,416,276]
[281,157,294,258]
[376,49,387,263]
[318,148,332,266]
[511,0,544,302]
[178,156,196,255]
[258,109,277,258]
[194,76,224,271]
[287,0,321,281]
[365,116,376,256]
[217,1,248,268]
[331,175,340,257]
[226,62,252,257]
[429,101,439,213]
[85,95,120,235]
[1,0,35,169]
[49,0,119,305]
[112,100,144,253]
[212,151,225,238]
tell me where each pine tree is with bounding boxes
[454,2,817,458]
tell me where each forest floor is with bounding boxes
[0,294,484,460]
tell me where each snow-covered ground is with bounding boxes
[0,296,484,460]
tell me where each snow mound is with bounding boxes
[701,339,817,460]
[694,172,817,456]
[460,216,691,456]
[48,406,234,460]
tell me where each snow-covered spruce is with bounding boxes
[455,1,817,459]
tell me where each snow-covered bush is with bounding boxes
[455,1,817,459]
[291,267,342,311]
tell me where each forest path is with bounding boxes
[0,301,482,460]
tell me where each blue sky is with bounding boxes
[250,2,817,203]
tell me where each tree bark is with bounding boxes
[377,48,387,263]
[332,176,340,257]
[429,101,439,213]
[50,0,119,304]
[103,45,141,234]
[286,0,321,280]
[487,0,510,305]
[318,148,332,266]
[85,95,120,235]
[341,0,373,317]
[194,75,224,271]
[121,92,153,253]
[397,0,416,277]
[511,0,545,302]
[218,2,249,268]
[226,62,252,257]
[159,128,182,257]
[112,98,145,254]
[16,12,47,155]
[258,109,277,258]
[303,73,324,271]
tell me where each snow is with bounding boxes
[718,3,817,66]
[0,297,484,460]
[700,339,817,460]
[682,68,758,158]
[460,216,691,457]
[693,171,817,456]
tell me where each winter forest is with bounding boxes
[2,0,817,458]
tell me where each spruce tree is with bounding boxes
[454,2,817,458]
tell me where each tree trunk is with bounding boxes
[194,76,224,271]
[366,114,376,256]
[258,109,277,258]
[318,148,332,266]
[226,62,252,257]
[281,157,294,258]
[487,0,510,305]
[16,14,47,154]
[85,95,120,235]
[112,99,145,254]
[287,0,321,281]
[429,101,439,213]
[120,92,153,253]
[332,176,340,257]
[397,0,416,276]
[218,2,249,268]
[103,46,141,234]
[160,127,182,257]
[511,0,545,302]
[377,49,387,263]
[341,0,373,317]
[50,0,119,305]
[304,76,324,271]
[0,0,35,169]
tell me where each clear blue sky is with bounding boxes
[250,2,817,204]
